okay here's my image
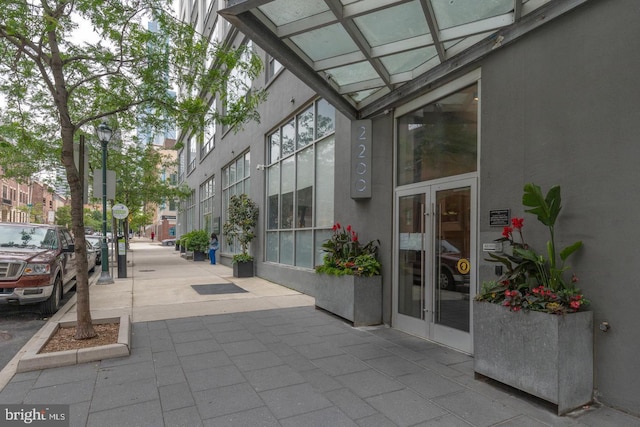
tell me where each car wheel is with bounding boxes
[40,275,62,315]
[439,269,455,291]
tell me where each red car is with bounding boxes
[0,223,77,314]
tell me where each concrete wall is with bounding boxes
[478,0,640,414]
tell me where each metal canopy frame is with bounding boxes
[220,0,590,120]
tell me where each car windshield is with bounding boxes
[438,239,461,254]
[86,237,102,246]
[0,225,58,249]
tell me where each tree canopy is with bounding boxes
[0,0,264,338]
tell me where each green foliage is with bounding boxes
[181,230,209,253]
[477,183,587,314]
[83,208,101,231]
[231,253,254,264]
[315,223,381,277]
[54,206,72,228]
[223,194,259,259]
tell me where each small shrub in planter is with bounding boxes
[315,223,381,277]
[183,230,209,261]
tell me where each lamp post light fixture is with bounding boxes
[96,121,114,285]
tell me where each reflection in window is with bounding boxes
[397,83,477,186]
[265,99,335,268]
[297,107,314,149]
[281,120,295,157]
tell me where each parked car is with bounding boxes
[0,223,77,314]
[161,238,176,246]
[86,235,104,265]
[86,239,97,273]
[437,239,470,291]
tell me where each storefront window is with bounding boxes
[222,151,251,254]
[397,83,478,186]
[266,99,335,268]
[200,176,215,234]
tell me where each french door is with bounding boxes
[394,178,476,354]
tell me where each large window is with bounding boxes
[201,99,216,159]
[187,135,197,174]
[200,176,215,235]
[266,54,283,82]
[266,99,335,268]
[184,190,196,232]
[222,151,251,254]
[397,83,478,186]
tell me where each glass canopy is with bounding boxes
[220,0,588,119]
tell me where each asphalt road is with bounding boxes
[0,288,76,371]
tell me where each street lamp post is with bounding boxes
[96,122,114,285]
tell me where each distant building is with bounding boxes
[0,168,65,223]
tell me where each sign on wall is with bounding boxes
[351,120,372,199]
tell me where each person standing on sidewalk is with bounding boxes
[209,233,219,264]
[151,231,155,241]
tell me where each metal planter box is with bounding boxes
[315,275,382,327]
[473,301,593,414]
[233,260,254,277]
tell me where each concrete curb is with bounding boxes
[0,271,102,389]
[16,315,131,373]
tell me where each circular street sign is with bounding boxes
[112,203,129,219]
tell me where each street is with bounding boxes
[0,286,76,371]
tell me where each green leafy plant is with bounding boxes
[183,230,209,253]
[315,223,381,277]
[223,194,259,264]
[477,183,587,314]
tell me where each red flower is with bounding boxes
[571,274,579,283]
[512,305,522,312]
[570,300,581,310]
[502,226,513,238]
[352,234,358,242]
[511,217,524,230]
[335,222,341,229]
[346,225,352,232]
[332,224,337,231]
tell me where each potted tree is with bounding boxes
[174,238,181,251]
[223,194,259,277]
[185,230,209,261]
[474,183,591,415]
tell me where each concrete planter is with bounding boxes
[473,301,593,414]
[315,274,382,327]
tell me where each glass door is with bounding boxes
[394,179,476,353]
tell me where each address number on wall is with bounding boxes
[351,120,372,199]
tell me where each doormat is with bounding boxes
[191,283,248,295]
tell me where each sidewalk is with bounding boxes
[0,240,638,426]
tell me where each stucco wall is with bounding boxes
[478,0,640,414]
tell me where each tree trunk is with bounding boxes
[50,31,95,340]
[60,126,96,340]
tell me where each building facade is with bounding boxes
[177,0,640,415]
[0,168,61,224]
